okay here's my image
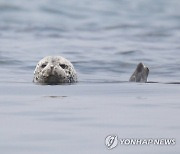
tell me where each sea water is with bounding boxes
[0,0,180,153]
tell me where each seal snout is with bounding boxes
[50,64,54,69]
[137,63,144,72]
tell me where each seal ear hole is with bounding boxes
[41,64,47,68]
[60,64,67,69]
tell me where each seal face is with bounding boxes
[129,62,149,83]
[33,56,77,84]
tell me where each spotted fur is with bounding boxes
[33,56,77,84]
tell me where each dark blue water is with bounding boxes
[0,0,180,154]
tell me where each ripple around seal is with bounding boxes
[0,56,22,66]
[0,4,23,12]
[115,50,143,55]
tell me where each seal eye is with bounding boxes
[41,64,47,68]
[146,67,149,73]
[60,64,67,69]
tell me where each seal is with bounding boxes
[129,62,149,82]
[33,56,77,84]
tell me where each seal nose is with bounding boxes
[50,65,54,69]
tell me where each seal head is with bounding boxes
[129,62,149,82]
[33,56,77,84]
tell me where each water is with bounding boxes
[0,0,180,153]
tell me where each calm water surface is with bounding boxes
[0,0,180,154]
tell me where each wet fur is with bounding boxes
[129,63,149,83]
[33,56,77,84]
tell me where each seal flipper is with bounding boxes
[129,62,149,83]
